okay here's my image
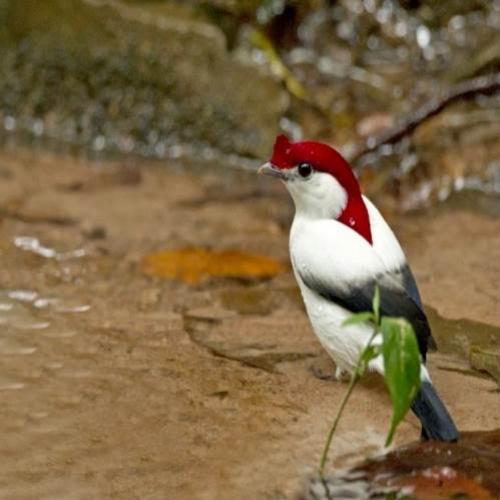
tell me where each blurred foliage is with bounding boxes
[0,0,499,208]
[249,29,309,100]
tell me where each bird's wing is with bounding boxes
[362,196,424,309]
[291,220,434,360]
[396,264,423,309]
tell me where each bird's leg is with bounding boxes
[334,366,351,382]
[311,360,351,382]
[310,364,337,382]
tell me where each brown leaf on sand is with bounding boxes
[141,248,286,284]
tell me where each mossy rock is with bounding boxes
[0,0,287,158]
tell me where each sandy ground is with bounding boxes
[0,147,499,499]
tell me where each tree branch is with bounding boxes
[349,73,500,163]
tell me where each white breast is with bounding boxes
[298,281,379,373]
[289,196,406,374]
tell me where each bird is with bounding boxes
[258,134,459,442]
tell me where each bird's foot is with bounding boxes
[310,363,351,382]
[310,364,337,381]
[334,366,351,382]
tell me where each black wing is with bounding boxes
[299,264,436,361]
[399,264,423,309]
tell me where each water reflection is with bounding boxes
[14,236,86,260]
[0,289,90,330]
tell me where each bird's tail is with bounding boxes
[411,381,459,442]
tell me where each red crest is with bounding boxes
[268,135,373,244]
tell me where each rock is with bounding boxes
[185,309,320,371]
[218,287,277,315]
[426,306,500,362]
[304,429,500,500]
[470,347,500,387]
[218,283,302,315]
[0,0,287,158]
[185,307,238,323]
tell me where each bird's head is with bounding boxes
[259,135,372,243]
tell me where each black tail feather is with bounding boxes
[411,381,459,442]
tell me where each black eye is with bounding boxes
[298,163,313,178]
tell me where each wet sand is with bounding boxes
[0,148,499,499]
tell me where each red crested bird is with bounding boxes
[258,135,459,442]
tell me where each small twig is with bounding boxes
[349,72,500,163]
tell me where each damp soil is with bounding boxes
[0,147,499,499]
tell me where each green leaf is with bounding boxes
[342,312,374,327]
[372,285,381,324]
[381,317,421,446]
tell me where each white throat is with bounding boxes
[285,172,347,220]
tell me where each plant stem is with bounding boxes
[318,371,360,476]
[318,328,379,477]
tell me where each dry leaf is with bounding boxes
[141,248,286,284]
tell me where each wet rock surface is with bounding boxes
[0,147,498,498]
[305,429,500,499]
[185,308,318,372]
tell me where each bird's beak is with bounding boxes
[258,162,285,179]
